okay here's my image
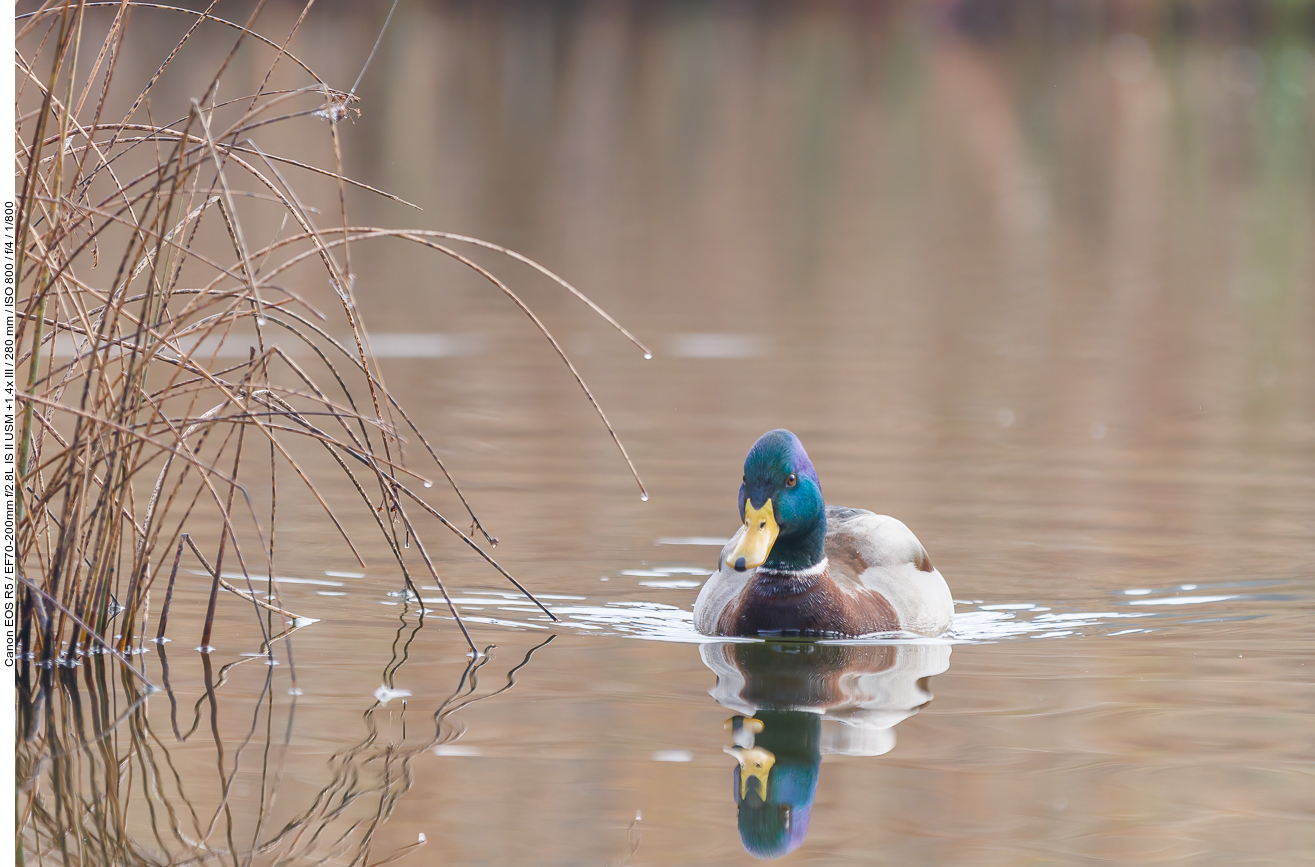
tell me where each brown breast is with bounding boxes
[717,570,900,638]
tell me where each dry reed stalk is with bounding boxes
[14,0,646,674]
[152,534,184,643]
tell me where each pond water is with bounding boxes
[18,3,1315,865]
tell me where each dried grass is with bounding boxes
[14,0,648,673]
[16,3,648,861]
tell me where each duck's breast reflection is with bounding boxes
[701,641,952,756]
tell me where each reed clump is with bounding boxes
[13,0,647,670]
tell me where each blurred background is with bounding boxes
[263,0,1315,591]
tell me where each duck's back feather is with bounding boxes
[823,506,953,637]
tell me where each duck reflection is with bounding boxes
[702,641,951,859]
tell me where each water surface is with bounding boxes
[18,3,1314,865]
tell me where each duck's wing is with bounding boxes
[819,643,953,755]
[693,525,753,635]
[823,505,954,637]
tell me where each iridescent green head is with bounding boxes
[731,710,820,859]
[728,430,827,573]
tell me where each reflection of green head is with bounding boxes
[733,711,821,859]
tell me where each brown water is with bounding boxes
[19,3,1315,864]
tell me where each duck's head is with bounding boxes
[728,430,826,573]
[726,711,821,859]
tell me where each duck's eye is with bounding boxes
[785,473,797,488]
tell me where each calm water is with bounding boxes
[18,3,1315,864]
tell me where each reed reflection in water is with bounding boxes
[15,609,554,866]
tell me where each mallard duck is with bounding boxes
[694,429,953,638]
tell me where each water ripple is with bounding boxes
[424,576,1290,645]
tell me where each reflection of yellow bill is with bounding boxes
[724,716,765,735]
[727,499,780,571]
[724,745,776,800]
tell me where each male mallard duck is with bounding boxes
[694,429,953,638]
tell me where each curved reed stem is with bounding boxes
[15,2,643,668]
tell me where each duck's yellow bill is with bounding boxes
[728,499,779,572]
[724,745,776,801]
